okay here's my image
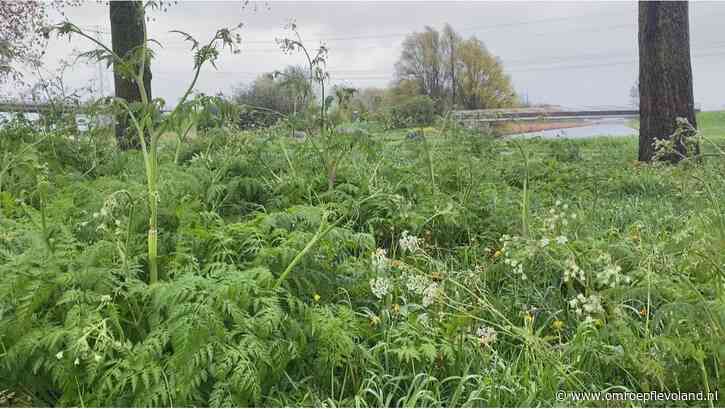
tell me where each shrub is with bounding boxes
[383,95,436,129]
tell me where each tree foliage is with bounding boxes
[0,0,79,85]
[394,24,516,110]
[455,37,517,109]
[232,65,312,115]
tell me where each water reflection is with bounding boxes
[508,118,637,139]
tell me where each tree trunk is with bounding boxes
[110,1,152,150]
[638,1,697,163]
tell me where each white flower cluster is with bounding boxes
[568,293,604,318]
[422,282,440,307]
[500,234,527,280]
[593,254,631,289]
[563,257,585,283]
[403,273,442,307]
[370,277,392,299]
[405,274,431,295]
[544,201,577,233]
[371,248,389,272]
[398,230,421,253]
[503,257,525,280]
[541,236,568,246]
[596,264,630,288]
[476,326,497,346]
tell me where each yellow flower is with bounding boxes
[392,303,400,314]
[552,319,564,331]
[493,250,502,258]
[639,307,647,317]
[369,315,381,326]
[313,293,321,302]
[431,271,443,282]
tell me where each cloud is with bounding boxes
[10,1,724,110]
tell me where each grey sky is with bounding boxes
[30,1,725,110]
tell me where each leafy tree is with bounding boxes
[455,37,517,110]
[395,26,444,100]
[638,1,697,162]
[232,65,312,116]
[394,24,516,110]
[349,86,385,114]
[0,1,79,85]
[440,24,461,107]
[275,65,313,115]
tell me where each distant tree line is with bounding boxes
[1,1,701,163]
[229,23,518,129]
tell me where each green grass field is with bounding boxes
[629,111,725,140]
[0,112,723,406]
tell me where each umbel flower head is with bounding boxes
[476,326,497,347]
[405,274,431,295]
[371,248,389,272]
[370,277,392,299]
[422,282,440,307]
[568,293,604,319]
[399,231,421,253]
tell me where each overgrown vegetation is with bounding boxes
[1,109,724,406]
[1,4,723,405]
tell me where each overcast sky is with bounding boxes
[20,1,725,110]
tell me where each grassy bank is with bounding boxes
[628,111,725,139]
[0,115,723,406]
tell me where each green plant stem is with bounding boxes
[422,133,436,189]
[510,139,530,239]
[147,137,159,284]
[174,122,194,165]
[698,354,714,408]
[274,213,338,288]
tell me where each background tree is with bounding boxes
[455,37,517,109]
[333,85,357,112]
[629,81,639,108]
[440,23,461,107]
[638,1,697,162]
[0,1,78,87]
[395,26,444,100]
[110,0,152,150]
[232,65,312,115]
[394,24,515,111]
[274,65,313,115]
[349,86,385,113]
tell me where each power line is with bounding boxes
[233,10,632,45]
[98,9,632,50]
[153,50,725,86]
[156,42,725,79]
